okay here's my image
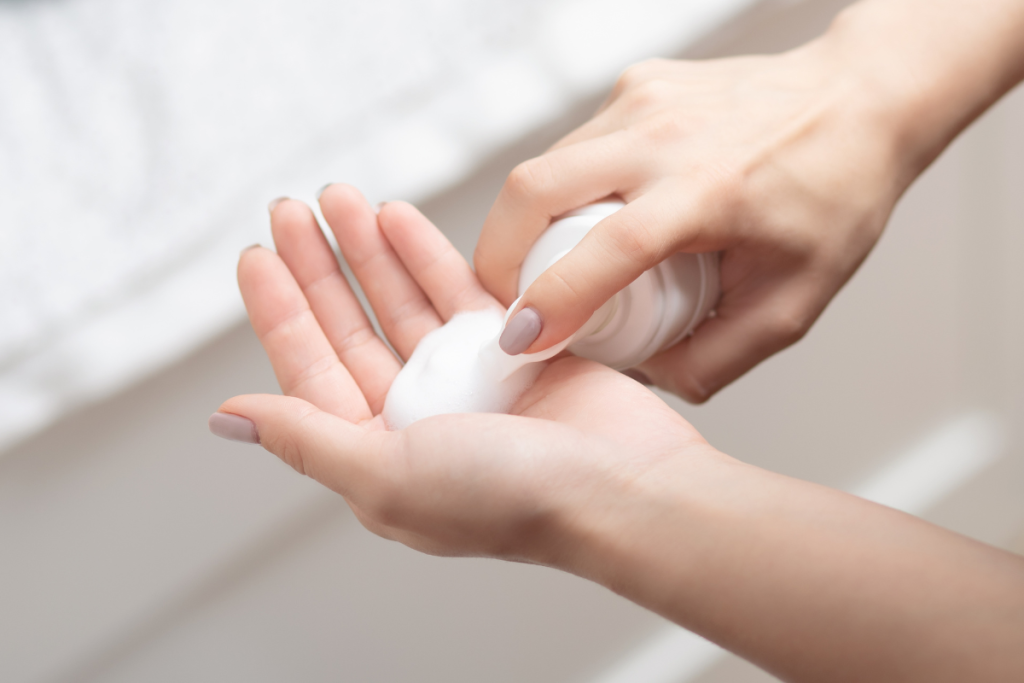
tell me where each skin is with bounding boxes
[214,0,1024,678]
[218,185,1024,681]
[474,0,1024,402]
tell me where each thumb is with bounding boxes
[211,394,391,499]
[502,189,720,355]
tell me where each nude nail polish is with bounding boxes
[499,307,542,355]
[208,413,260,445]
[267,196,288,214]
[516,200,720,370]
[316,184,333,200]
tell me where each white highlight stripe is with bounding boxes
[852,411,1004,515]
[588,627,723,683]
[587,410,1006,683]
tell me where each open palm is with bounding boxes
[219,184,713,563]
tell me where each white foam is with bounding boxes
[382,309,548,430]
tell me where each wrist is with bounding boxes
[538,442,742,613]
[822,0,1024,183]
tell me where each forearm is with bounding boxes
[553,449,1024,682]
[828,0,1024,179]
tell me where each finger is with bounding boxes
[216,394,392,503]
[377,201,498,320]
[319,184,442,361]
[270,198,400,415]
[637,274,827,402]
[474,130,647,307]
[546,109,620,152]
[509,184,732,354]
[238,246,373,422]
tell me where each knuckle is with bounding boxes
[604,213,658,266]
[268,408,322,480]
[685,163,747,227]
[708,163,746,200]
[669,366,714,405]
[504,158,553,204]
[615,58,662,90]
[787,230,820,263]
[679,384,712,405]
[538,265,585,308]
[767,304,813,347]
[622,79,674,116]
[632,110,686,143]
[273,429,308,477]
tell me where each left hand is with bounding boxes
[215,185,716,564]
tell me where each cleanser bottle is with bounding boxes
[516,200,720,370]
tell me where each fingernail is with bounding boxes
[241,243,261,255]
[208,412,260,445]
[621,369,652,386]
[316,183,332,200]
[373,201,386,215]
[267,196,288,214]
[499,307,542,355]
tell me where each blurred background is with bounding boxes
[1,0,1022,681]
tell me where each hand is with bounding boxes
[214,184,713,562]
[215,186,1024,681]
[475,31,918,402]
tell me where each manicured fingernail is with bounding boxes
[241,243,261,255]
[373,201,386,215]
[621,369,652,386]
[267,196,288,214]
[499,307,542,355]
[316,183,332,200]
[208,412,260,445]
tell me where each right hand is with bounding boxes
[475,25,923,402]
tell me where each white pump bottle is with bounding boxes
[492,200,720,375]
[382,200,722,428]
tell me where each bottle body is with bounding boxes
[518,201,720,370]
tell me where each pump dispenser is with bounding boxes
[516,200,720,370]
[382,200,722,429]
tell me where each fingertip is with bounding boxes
[208,411,260,445]
[510,270,600,355]
[238,244,266,276]
[318,184,378,232]
[268,196,288,214]
[319,182,367,208]
[374,199,417,228]
[237,242,265,281]
[236,241,278,281]
[498,306,542,355]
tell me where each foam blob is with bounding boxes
[382,309,547,430]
